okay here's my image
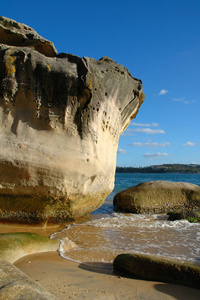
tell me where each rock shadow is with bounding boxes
[78,262,113,275]
[154,283,200,300]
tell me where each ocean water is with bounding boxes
[51,173,200,266]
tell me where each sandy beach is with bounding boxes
[14,250,200,300]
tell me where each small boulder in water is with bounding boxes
[113,180,200,214]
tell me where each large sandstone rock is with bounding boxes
[0,232,59,263]
[0,17,145,223]
[113,253,200,290]
[113,181,200,214]
[0,260,56,299]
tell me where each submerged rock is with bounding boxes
[113,181,200,214]
[113,253,200,290]
[0,260,56,299]
[0,232,59,263]
[0,17,145,223]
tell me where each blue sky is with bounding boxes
[2,0,200,167]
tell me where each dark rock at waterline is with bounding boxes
[113,181,200,214]
[113,253,200,290]
[167,211,185,220]
[0,17,145,224]
[0,260,56,299]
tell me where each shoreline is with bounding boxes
[1,221,200,299]
[14,251,200,300]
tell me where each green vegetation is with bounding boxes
[186,216,200,223]
[187,211,200,223]
[167,211,200,223]
[116,164,200,174]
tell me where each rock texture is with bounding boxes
[0,16,57,57]
[0,232,59,263]
[113,253,200,290]
[114,181,200,214]
[0,260,56,300]
[0,17,145,223]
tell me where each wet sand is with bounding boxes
[0,222,66,238]
[14,251,200,300]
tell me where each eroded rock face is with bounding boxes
[0,17,145,223]
[0,16,57,57]
[114,181,200,214]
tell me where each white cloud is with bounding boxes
[173,98,196,105]
[183,100,196,104]
[122,129,136,136]
[183,141,196,146]
[129,142,170,148]
[123,125,165,136]
[132,128,165,134]
[159,89,168,95]
[143,153,170,158]
[117,148,127,154]
[131,122,159,127]
[173,97,184,102]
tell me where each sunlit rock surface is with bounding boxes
[114,181,200,214]
[0,17,145,223]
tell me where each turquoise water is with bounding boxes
[113,172,200,192]
[52,173,200,266]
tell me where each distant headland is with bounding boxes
[116,164,200,174]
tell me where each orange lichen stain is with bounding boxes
[47,64,51,71]
[131,91,145,120]
[121,91,145,133]
[87,77,93,91]
[5,55,16,76]
[78,88,92,109]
